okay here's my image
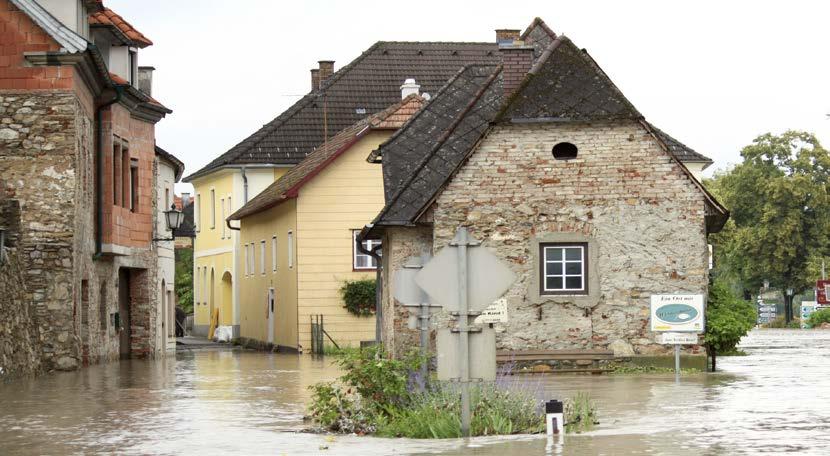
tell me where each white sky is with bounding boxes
[106,0,830,194]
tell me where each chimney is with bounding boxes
[499,39,534,99]
[181,192,191,207]
[318,60,335,86]
[400,78,420,99]
[310,68,320,90]
[496,29,521,45]
[137,66,154,96]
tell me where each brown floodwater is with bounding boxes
[1,329,829,455]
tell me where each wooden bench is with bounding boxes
[496,349,615,374]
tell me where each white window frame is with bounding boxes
[202,267,207,303]
[210,189,216,229]
[195,266,200,304]
[195,193,201,232]
[352,230,380,270]
[271,235,277,272]
[227,196,232,237]
[220,198,226,238]
[243,244,249,276]
[260,240,266,275]
[249,243,256,276]
[541,244,587,294]
[287,231,294,269]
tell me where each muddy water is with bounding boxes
[1,329,829,455]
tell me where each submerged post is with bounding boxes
[455,227,471,437]
[674,344,680,383]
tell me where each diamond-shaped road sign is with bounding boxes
[414,240,515,312]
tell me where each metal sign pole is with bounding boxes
[455,228,471,438]
[674,344,680,383]
[419,300,429,385]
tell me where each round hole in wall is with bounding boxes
[552,142,578,160]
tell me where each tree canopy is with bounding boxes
[706,131,830,295]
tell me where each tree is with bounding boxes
[175,248,194,314]
[704,281,757,371]
[706,131,830,322]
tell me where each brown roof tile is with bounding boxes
[89,8,153,47]
[228,95,424,221]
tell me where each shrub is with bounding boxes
[808,308,830,327]
[340,279,376,317]
[565,392,599,434]
[704,281,756,357]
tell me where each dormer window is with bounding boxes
[129,49,138,86]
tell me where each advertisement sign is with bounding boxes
[817,280,830,306]
[801,301,817,329]
[650,294,705,332]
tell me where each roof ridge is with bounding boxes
[374,65,502,225]
[10,0,89,53]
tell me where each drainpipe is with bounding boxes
[94,87,123,259]
[357,225,383,344]
[241,166,249,204]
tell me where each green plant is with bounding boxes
[609,364,700,375]
[339,279,376,317]
[174,248,194,314]
[808,308,830,327]
[565,392,598,434]
[704,281,756,370]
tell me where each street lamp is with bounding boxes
[153,204,184,242]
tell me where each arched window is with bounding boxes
[552,142,578,160]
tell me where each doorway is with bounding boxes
[267,288,275,345]
[209,268,216,323]
[118,268,131,358]
[221,271,233,326]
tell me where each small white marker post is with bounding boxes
[674,344,681,383]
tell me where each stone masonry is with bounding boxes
[385,121,709,357]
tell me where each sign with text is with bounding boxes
[801,301,817,329]
[817,280,830,305]
[474,299,509,325]
[650,294,704,332]
[659,332,699,345]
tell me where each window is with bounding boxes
[271,236,277,271]
[244,245,250,276]
[220,198,226,238]
[287,231,294,269]
[129,158,139,212]
[165,188,170,211]
[99,281,107,331]
[202,267,207,304]
[129,49,137,86]
[260,240,266,275]
[552,142,578,160]
[210,189,216,229]
[121,141,130,207]
[227,197,232,235]
[540,243,587,295]
[195,194,201,232]
[112,138,121,205]
[353,231,381,270]
[195,267,200,303]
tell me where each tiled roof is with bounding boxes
[89,8,153,48]
[109,72,171,113]
[183,41,514,182]
[370,31,724,232]
[228,95,424,221]
[648,124,713,165]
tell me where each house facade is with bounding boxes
[155,145,184,352]
[0,0,173,372]
[363,23,727,358]
[227,93,423,351]
[183,37,516,338]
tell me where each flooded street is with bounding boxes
[2,329,830,455]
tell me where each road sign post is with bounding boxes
[651,294,705,381]
[414,227,516,438]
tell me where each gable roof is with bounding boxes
[183,41,515,182]
[89,7,153,48]
[155,145,185,182]
[9,0,89,53]
[227,95,424,221]
[368,30,726,236]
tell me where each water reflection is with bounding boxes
[1,330,829,455]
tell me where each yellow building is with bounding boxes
[227,95,423,351]
[184,166,290,336]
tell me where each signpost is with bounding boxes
[817,280,830,306]
[414,227,515,437]
[650,294,705,381]
[801,301,817,328]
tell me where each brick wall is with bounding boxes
[384,120,710,357]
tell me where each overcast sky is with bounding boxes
[107,0,830,194]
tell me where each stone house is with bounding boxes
[226,92,423,352]
[0,0,175,372]
[362,21,728,358]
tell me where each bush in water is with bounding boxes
[705,281,757,367]
[808,308,830,328]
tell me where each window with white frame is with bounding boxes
[210,189,216,229]
[260,240,266,275]
[195,266,200,303]
[287,231,294,269]
[195,194,201,232]
[227,197,232,235]
[202,267,207,303]
[271,236,277,271]
[243,244,249,276]
[220,198,226,238]
[249,243,256,276]
[540,243,587,295]
[353,230,381,270]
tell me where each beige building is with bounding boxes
[228,95,423,351]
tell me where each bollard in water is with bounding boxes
[545,399,564,436]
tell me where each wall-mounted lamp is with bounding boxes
[152,204,184,242]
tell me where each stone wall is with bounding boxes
[385,120,709,357]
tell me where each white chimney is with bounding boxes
[400,78,420,99]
